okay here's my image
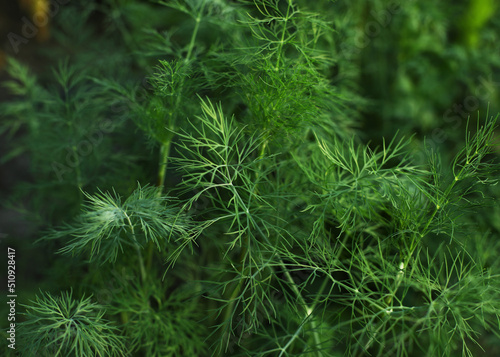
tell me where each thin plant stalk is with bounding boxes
[155,1,206,195]
[219,140,323,356]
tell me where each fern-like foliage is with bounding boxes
[110,278,207,356]
[2,1,500,357]
[18,291,125,357]
[45,185,190,264]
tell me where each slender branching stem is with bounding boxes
[157,138,172,193]
[186,2,205,62]
[63,80,83,196]
[276,0,292,71]
[124,211,147,282]
[219,140,268,355]
[155,1,205,192]
[219,137,322,355]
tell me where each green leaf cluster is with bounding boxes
[1,1,500,356]
[18,291,125,357]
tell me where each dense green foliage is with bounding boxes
[1,0,500,356]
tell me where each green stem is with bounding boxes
[186,6,203,62]
[275,0,292,71]
[221,139,324,356]
[278,278,329,357]
[157,139,172,194]
[145,2,207,284]
[155,1,205,193]
[220,274,246,352]
[145,240,155,272]
[124,211,146,282]
[420,144,480,238]
[71,145,83,193]
[388,151,476,308]
[63,79,83,198]
[120,311,129,324]
[279,234,351,356]
[281,268,322,357]
[218,142,266,355]
[135,245,147,283]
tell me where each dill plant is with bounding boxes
[1,1,500,356]
[18,291,125,356]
